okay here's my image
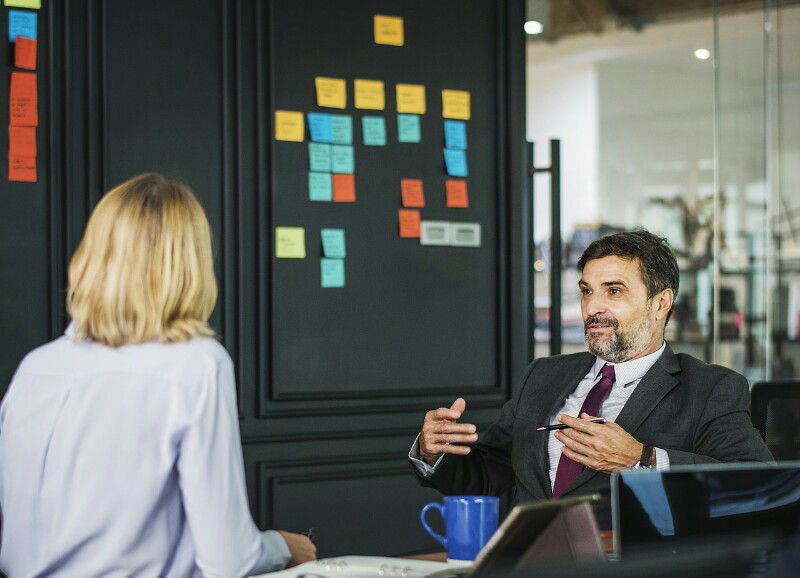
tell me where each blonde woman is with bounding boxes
[0,174,315,577]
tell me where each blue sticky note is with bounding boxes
[9,10,37,41]
[309,172,332,201]
[330,114,353,144]
[444,148,468,177]
[444,120,467,150]
[362,116,387,146]
[398,114,421,143]
[321,228,346,258]
[331,145,355,174]
[309,143,332,172]
[307,113,333,143]
[321,258,345,288]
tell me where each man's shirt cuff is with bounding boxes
[655,447,670,471]
[409,433,445,476]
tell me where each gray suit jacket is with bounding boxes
[416,344,773,529]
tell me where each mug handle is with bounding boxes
[420,502,447,547]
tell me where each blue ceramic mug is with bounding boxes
[420,495,500,562]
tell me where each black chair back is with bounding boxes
[751,381,800,461]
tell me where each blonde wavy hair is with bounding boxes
[67,173,217,346]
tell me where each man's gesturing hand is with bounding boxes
[419,398,479,466]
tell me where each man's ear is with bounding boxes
[654,288,675,321]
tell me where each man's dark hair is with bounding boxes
[577,229,679,321]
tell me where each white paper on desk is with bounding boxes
[251,555,448,578]
[420,221,451,246]
[450,223,481,247]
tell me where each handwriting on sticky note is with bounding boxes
[399,209,421,238]
[14,37,37,70]
[9,71,38,127]
[444,120,467,150]
[321,258,345,288]
[331,145,355,174]
[355,79,385,111]
[362,116,386,146]
[275,110,305,142]
[401,179,425,207]
[8,10,37,41]
[446,179,469,208]
[275,227,306,258]
[316,77,347,109]
[396,84,426,114]
[442,89,471,120]
[309,172,333,201]
[332,173,356,202]
[307,113,333,143]
[321,229,346,259]
[374,14,404,46]
[9,126,36,157]
[330,115,353,145]
[397,114,421,143]
[444,148,468,177]
[309,143,332,172]
[9,156,36,182]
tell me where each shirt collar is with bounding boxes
[592,341,666,387]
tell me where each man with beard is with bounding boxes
[409,230,772,529]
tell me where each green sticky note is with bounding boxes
[275,227,306,258]
[330,114,353,145]
[321,228,346,258]
[321,258,345,288]
[398,114,421,143]
[309,172,332,201]
[5,0,42,8]
[362,116,386,146]
[309,143,332,172]
[331,145,355,174]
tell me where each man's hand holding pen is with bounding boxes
[554,413,649,473]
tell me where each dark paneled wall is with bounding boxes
[0,0,528,556]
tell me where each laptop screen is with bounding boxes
[611,463,800,557]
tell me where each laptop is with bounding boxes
[611,462,800,559]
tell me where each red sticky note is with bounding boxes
[9,126,36,157]
[401,179,425,207]
[15,37,37,70]
[446,179,469,208]
[10,71,38,126]
[332,173,355,202]
[9,155,36,182]
[398,209,421,238]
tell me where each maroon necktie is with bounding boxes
[551,363,615,498]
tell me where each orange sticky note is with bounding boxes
[9,155,36,182]
[446,180,469,208]
[15,37,37,70]
[10,71,38,126]
[399,209,421,238]
[401,179,425,207]
[9,126,36,157]
[332,173,356,202]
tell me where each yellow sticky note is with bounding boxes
[275,227,306,259]
[315,77,347,109]
[275,110,305,142]
[396,84,426,114]
[354,79,385,111]
[5,0,42,8]
[442,89,471,120]
[374,15,404,46]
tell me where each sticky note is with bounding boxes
[332,173,356,202]
[315,77,347,109]
[14,37,37,70]
[451,223,482,247]
[309,172,333,201]
[397,114,421,143]
[442,89,471,120]
[399,209,421,238]
[5,0,42,8]
[444,148,468,177]
[396,84,426,114]
[331,145,355,174]
[355,79,385,110]
[444,120,467,150]
[374,15,404,46]
[401,179,425,207]
[275,110,304,142]
[362,116,386,146]
[275,227,306,258]
[307,112,333,143]
[321,258,345,288]
[9,156,36,182]
[321,229,346,258]
[420,221,451,246]
[10,71,38,127]
[8,10,37,41]
[330,115,353,145]
[446,179,469,208]
[309,143,332,172]
[9,126,36,157]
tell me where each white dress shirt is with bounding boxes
[410,343,670,484]
[0,327,289,577]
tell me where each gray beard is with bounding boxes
[585,313,654,363]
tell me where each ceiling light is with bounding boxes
[524,20,544,35]
[694,48,711,60]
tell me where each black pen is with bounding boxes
[536,418,606,431]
